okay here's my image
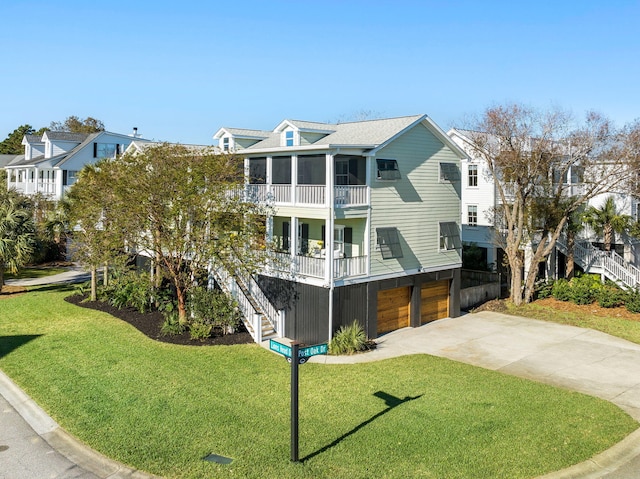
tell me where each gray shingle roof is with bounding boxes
[24,134,44,144]
[243,115,425,151]
[44,131,90,142]
[223,128,271,139]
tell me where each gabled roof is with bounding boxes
[273,119,336,134]
[23,134,44,145]
[0,154,19,167]
[43,131,90,143]
[213,128,271,140]
[229,115,468,159]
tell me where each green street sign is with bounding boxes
[269,340,328,361]
[299,343,328,358]
[270,340,292,357]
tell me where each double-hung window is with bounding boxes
[285,130,294,147]
[468,164,478,187]
[467,205,478,226]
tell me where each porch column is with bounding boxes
[266,156,272,198]
[291,155,298,204]
[55,169,63,199]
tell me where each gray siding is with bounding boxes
[257,275,329,344]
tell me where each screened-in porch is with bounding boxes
[246,154,369,207]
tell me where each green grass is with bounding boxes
[508,301,640,345]
[0,286,637,479]
[4,266,69,280]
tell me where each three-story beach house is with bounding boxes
[214,115,467,344]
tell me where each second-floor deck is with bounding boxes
[245,184,369,207]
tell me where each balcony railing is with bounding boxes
[273,252,368,279]
[8,181,57,197]
[244,184,368,207]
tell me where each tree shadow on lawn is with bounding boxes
[301,391,423,462]
[0,335,42,359]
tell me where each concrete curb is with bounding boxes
[0,370,161,479]
[535,428,640,478]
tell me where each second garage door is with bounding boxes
[421,280,449,324]
[377,286,411,335]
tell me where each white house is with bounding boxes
[214,115,467,344]
[5,130,145,201]
[448,127,640,288]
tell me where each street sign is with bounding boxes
[268,340,329,463]
[270,340,328,361]
[270,340,292,358]
[299,343,328,358]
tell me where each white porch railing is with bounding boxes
[8,181,57,197]
[210,257,284,343]
[334,185,368,206]
[242,184,368,207]
[556,239,640,289]
[274,252,368,279]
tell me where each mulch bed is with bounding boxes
[64,294,254,346]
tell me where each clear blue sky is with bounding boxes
[1,0,638,145]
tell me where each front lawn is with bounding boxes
[505,298,640,345]
[4,265,69,280]
[0,286,637,479]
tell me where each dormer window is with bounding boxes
[222,137,230,152]
[285,130,294,147]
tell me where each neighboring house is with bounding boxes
[448,127,640,288]
[214,115,466,344]
[5,129,144,201]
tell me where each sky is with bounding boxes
[1,0,639,146]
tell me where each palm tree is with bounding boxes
[0,192,36,291]
[582,196,631,252]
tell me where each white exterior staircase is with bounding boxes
[556,239,640,290]
[209,256,284,343]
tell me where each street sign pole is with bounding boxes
[290,341,299,462]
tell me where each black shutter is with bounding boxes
[283,221,290,251]
[301,223,309,254]
[62,170,68,186]
[344,227,352,244]
[93,143,97,158]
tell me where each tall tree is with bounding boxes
[64,161,123,300]
[0,125,35,154]
[0,191,36,291]
[466,104,638,305]
[583,196,631,252]
[49,116,105,133]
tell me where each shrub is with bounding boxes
[160,310,185,336]
[551,279,572,302]
[536,280,554,299]
[189,321,213,341]
[101,270,154,313]
[625,289,640,314]
[329,321,368,355]
[188,287,240,335]
[569,274,600,305]
[597,284,628,308]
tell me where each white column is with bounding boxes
[291,155,297,204]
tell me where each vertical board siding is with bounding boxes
[256,275,329,344]
[370,123,461,277]
[333,283,369,333]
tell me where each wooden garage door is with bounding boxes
[421,280,449,324]
[377,286,411,335]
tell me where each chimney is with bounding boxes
[132,127,139,138]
